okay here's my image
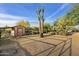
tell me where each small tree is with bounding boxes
[17,20,30,27]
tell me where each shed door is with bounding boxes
[17,28,23,36]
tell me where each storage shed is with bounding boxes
[13,26,26,37]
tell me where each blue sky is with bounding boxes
[0,3,73,27]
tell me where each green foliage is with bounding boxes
[17,20,30,27]
[44,23,51,32]
[32,27,39,32]
[65,4,79,25]
[52,4,79,35]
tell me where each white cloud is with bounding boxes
[46,4,69,20]
[0,13,30,27]
[0,19,18,27]
[0,13,28,20]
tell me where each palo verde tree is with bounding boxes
[65,4,79,25]
[53,5,79,34]
[17,20,30,28]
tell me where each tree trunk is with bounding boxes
[37,8,44,38]
[41,8,44,38]
[41,18,44,37]
[38,8,42,37]
[38,19,42,37]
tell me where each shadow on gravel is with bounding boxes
[0,39,32,56]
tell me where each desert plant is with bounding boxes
[17,20,30,27]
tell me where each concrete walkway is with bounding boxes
[72,33,79,56]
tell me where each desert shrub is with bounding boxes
[1,30,11,39]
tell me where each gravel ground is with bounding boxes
[0,40,31,56]
[1,33,76,56]
[16,35,71,56]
